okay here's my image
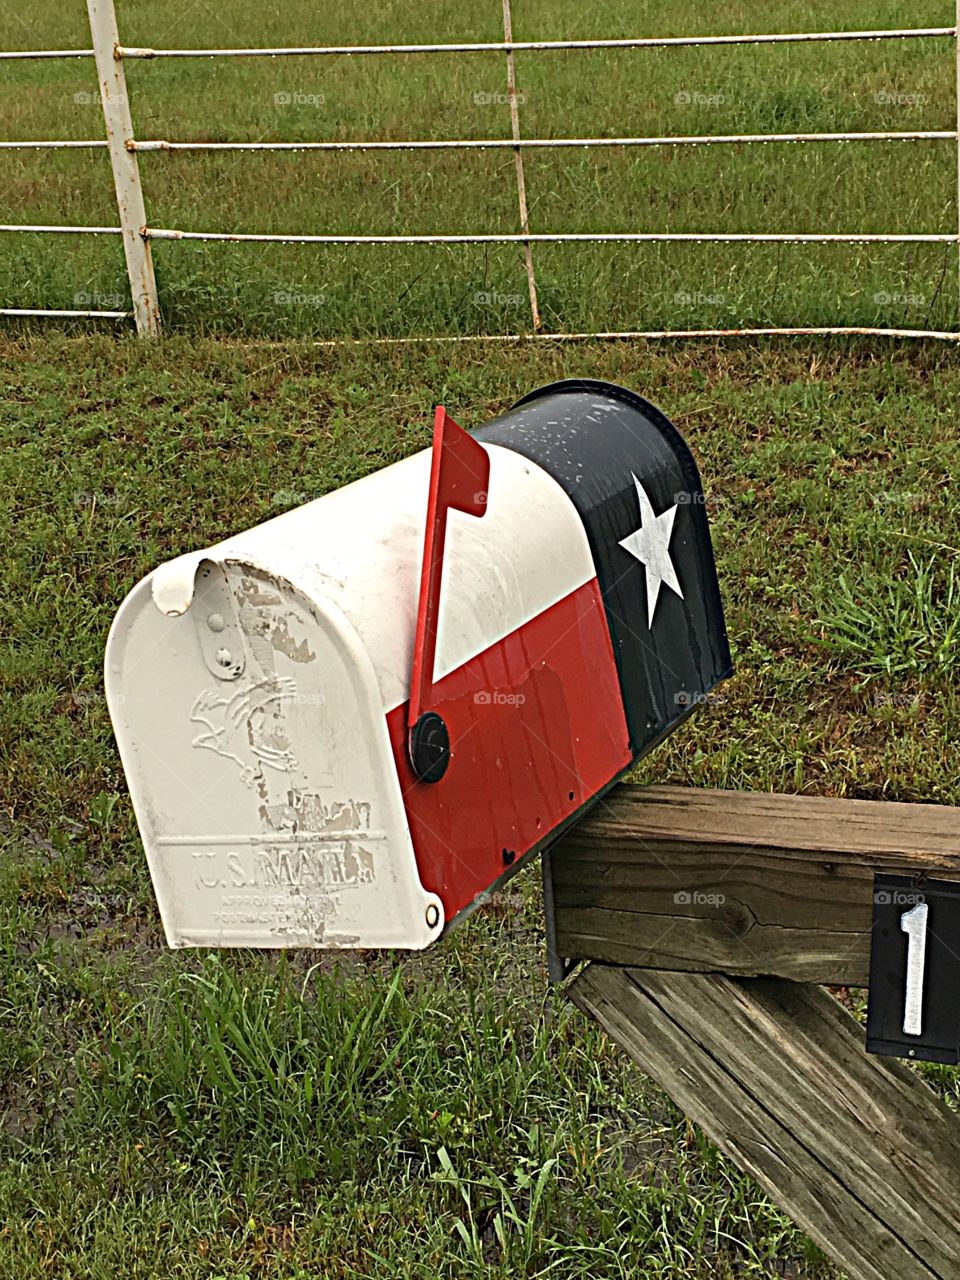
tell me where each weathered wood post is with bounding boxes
[87,0,161,336]
[550,784,960,1280]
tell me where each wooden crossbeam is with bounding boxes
[571,967,960,1280]
[551,784,960,985]
[557,786,960,1279]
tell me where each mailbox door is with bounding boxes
[106,561,443,949]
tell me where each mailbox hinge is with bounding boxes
[192,560,246,681]
[541,847,578,984]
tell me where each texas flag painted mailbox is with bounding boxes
[105,379,732,950]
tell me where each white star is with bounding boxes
[619,474,684,627]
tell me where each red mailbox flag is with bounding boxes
[407,407,490,779]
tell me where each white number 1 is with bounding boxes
[901,902,929,1037]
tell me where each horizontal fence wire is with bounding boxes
[2,225,955,243]
[0,224,122,234]
[0,318,954,340]
[145,229,959,244]
[1,140,109,149]
[6,132,956,152]
[1,26,953,59]
[0,307,128,318]
[308,327,960,344]
[132,131,957,150]
[0,49,94,59]
[116,28,957,57]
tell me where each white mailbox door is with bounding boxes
[106,558,442,949]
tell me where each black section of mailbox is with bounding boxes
[474,379,733,758]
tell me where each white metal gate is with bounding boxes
[2,0,959,342]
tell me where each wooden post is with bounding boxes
[553,784,960,1280]
[501,0,541,333]
[87,0,160,336]
[571,968,960,1280]
[551,784,960,984]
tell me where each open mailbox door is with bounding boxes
[106,379,732,949]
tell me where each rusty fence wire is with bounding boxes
[1,0,959,341]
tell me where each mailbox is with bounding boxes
[106,379,731,950]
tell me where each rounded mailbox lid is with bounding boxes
[474,379,733,758]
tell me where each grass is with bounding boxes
[813,551,960,682]
[3,331,960,1276]
[1,0,959,335]
[4,2,960,1272]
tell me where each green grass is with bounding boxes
[1,0,958,335]
[5,8,960,1275]
[813,551,960,682]
[3,331,960,1275]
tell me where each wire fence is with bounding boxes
[2,0,959,341]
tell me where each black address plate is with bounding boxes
[867,873,960,1065]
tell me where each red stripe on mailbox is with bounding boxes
[385,578,631,921]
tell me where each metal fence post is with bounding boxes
[501,0,541,332]
[86,0,160,335]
